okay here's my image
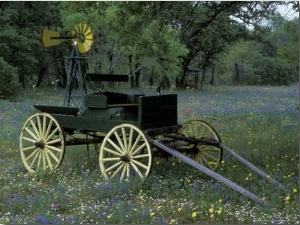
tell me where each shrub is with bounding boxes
[0,57,21,100]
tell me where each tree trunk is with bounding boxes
[36,67,47,87]
[210,67,214,86]
[134,63,140,88]
[233,59,240,86]
[19,74,25,89]
[200,66,206,88]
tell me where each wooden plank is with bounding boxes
[34,105,79,116]
[107,103,138,107]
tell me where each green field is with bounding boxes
[0,85,298,224]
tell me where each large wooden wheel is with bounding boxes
[99,124,152,180]
[178,120,222,171]
[20,113,65,173]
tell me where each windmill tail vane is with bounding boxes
[41,23,94,54]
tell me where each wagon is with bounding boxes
[19,24,289,206]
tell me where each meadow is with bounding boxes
[0,85,299,224]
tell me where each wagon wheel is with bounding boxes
[20,113,65,173]
[99,124,152,180]
[178,120,222,171]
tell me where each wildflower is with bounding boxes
[107,215,111,219]
[52,203,59,210]
[178,207,182,212]
[209,208,214,213]
[217,209,222,214]
[150,212,155,216]
[170,219,175,224]
[192,212,197,218]
[285,196,290,201]
[157,205,162,210]
[293,189,297,193]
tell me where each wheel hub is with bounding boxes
[120,154,130,163]
[35,140,45,149]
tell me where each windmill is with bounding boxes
[41,23,94,108]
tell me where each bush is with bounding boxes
[0,57,21,100]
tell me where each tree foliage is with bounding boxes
[0,1,298,100]
[220,12,298,86]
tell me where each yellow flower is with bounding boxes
[170,219,175,224]
[217,209,222,214]
[221,160,225,164]
[293,189,298,193]
[210,214,214,218]
[209,208,214,213]
[218,199,222,203]
[285,196,290,201]
[178,207,182,212]
[107,215,111,219]
[192,212,197,218]
[150,212,155,216]
[157,205,162,210]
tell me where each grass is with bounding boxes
[0,85,299,224]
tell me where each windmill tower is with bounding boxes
[41,23,94,108]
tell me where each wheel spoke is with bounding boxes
[44,119,53,139]
[46,138,62,145]
[131,142,146,156]
[128,128,134,153]
[110,163,125,179]
[131,153,150,159]
[122,127,128,152]
[130,161,144,178]
[103,147,122,156]
[120,163,127,180]
[46,145,62,153]
[45,148,60,163]
[22,145,36,151]
[114,131,125,152]
[29,120,41,139]
[29,150,40,169]
[24,127,39,141]
[131,159,149,170]
[201,151,219,162]
[45,127,59,142]
[37,115,43,138]
[22,136,37,144]
[45,150,54,170]
[26,148,39,161]
[105,161,123,173]
[107,138,124,154]
[129,134,141,154]
[42,151,46,169]
[102,157,121,162]
[42,114,47,139]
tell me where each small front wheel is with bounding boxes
[99,124,152,180]
[20,113,65,173]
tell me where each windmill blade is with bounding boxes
[41,29,61,48]
[72,23,94,54]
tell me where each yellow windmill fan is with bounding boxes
[71,23,94,54]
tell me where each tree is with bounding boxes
[0,2,63,91]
